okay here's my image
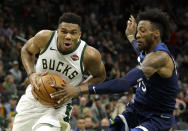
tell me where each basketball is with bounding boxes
[32,74,65,107]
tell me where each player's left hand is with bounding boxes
[50,83,79,106]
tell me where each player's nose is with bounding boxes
[65,33,71,40]
[136,32,141,39]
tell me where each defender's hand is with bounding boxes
[50,83,79,105]
[125,15,137,42]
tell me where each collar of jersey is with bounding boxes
[57,39,81,55]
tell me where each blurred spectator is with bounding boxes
[83,94,93,107]
[0,94,7,118]
[2,74,17,95]
[70,105,81,130]
[0,93,8,130]
[176,51,188,67]
[98,118,109,131]
[0,114,8,131]
[82,108,98,128]
[0,60,5,83]
[111,63,120,79]
[0,60,5,92]
[9,60,23,85]
[4,94,18,116]
[84,116,95,131]
[100,95,109,105]
[79,96,87,115]
[91,95,107,127]
[0,18,6,37]
[105,103,113,119]
[172,101,188,130]
[73,116,86,131]
[0,48,10,71]
[10,41,23,62]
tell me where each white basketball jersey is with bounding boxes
[35,31,87,86]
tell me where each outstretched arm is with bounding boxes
[88,67,145,94]
[87,51,172,94]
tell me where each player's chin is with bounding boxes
[137,44,143,50]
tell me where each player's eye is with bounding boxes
[71,32,77,35]
[61,30,67,34]
[138,29,145,33]
[141,28,146,33]
[141,30,145,33]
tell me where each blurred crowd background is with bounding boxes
[0,0,188,130]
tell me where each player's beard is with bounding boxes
[142,37,153,53]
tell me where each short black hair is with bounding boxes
[58,12,81,27]
[137,8,170,43]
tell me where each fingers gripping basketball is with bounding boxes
[32,74,66,107]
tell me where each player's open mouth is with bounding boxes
[64,43,72,48]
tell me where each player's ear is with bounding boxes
[154,30,160,39]
[79,31,81,39]
[57,26,61,32]
[77,25,81,39]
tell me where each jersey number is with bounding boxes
[138,80,147,93]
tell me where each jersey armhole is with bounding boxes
[157,49,177,77]
[80,43,87,74]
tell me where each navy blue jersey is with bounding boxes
[134,43,179,113]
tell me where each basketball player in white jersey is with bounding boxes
[12,13,106,131]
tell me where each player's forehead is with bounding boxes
[59,22,80,31]
[137,20,152,30]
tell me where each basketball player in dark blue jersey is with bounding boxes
[51,8,180,131]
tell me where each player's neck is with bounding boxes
[148,39,162,53]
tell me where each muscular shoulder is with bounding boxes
[33,30,53,49]
[156,51,174,77]
[82,45,106,82]
[148,51,169,65]
[83,46,102,68]
[141,51,173,78]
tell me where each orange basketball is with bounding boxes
[32,74,65,107]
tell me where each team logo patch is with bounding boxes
[71,54,79,61]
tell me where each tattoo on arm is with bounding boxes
[140,51,168,78]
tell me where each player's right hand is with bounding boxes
[125,15,137,41]
[29,72,48,90]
